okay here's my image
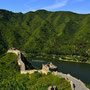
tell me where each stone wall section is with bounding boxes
[53,72,89,90]
[7,49,46,74]
[7,49,89,90]
[8,49,25,72]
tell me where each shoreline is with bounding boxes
[26,56,90,64]
[58,59,90,64]
[29,57,90,64]
[25,53,90,65]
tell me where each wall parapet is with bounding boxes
[53,71,89,90]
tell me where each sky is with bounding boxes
[0,0,90,14]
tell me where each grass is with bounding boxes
[86,84,90,89]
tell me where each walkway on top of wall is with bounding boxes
[53,72,89,90]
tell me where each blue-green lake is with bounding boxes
[31,59,90,84]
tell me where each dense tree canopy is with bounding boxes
[0,9,90,57]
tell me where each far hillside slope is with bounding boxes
[0,9,90,57]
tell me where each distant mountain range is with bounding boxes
[0,9,90,56]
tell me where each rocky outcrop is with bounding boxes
[42,62,57,74]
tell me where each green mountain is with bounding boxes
[0,9,90,56]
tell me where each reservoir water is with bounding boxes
[31,59,90,84]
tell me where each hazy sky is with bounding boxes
[0,0,90,14]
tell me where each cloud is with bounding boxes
[42,0,68,10]
[24,0,68,11]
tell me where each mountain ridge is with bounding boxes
[0,9,90,56]
[0,9,90,15]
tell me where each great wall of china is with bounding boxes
[7,48,89,90]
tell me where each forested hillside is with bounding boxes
[0,9,90,57]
